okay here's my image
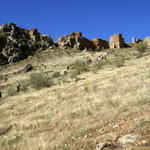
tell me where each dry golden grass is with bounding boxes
[0,48,150,150]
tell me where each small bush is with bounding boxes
[70,59,90,75]
[112,59,124,68]
[91,60,106,73]
[18,80,30,92]
[134,42,148,54]
[0,75,4,81]
[51,72,61,78]
[69,70,78,79]
[84,85,90,93]
[107,53,124,68]
[30,72,53,90]
[61,76,69,83]
[7,86,17,96]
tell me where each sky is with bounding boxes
[0,0,150,42]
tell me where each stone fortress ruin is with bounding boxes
[109,33,125,49]
[57,32,145,50]
[0,23,149,64]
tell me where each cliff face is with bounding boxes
[0,23,53,64]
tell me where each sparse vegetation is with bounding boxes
[6,86,17,96]
[70,58,90,75]
[0,75,4,81]
[51,71,61,78]
[107,53,125,67]
[0,47,150,150]
[134,42,148,57]
[92,59,106,73]
[18,80,30,92]
[30,72,53,90]
[84,84,90,92]
[69,70,78,79]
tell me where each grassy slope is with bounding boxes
[0,48,150,150]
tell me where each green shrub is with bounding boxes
[69,70,78,79]
[0,75,4,81]
[84,85,90,93]
[107,53,124,68]
[112,59,124,68]
[30,72,53,90]
[91,60,106,73]
[18,80,30,92]
[61,76,69,83]
[51,72,61,78]
[134,42,148,53]
[7,86,17,96]
[70,59,90,75]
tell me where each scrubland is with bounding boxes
[0,46,150,150]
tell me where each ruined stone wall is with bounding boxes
[109,34,125,49]
[78,37,96,50]
[57,32,96,50]
[92,38,109,50]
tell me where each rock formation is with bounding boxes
[57,32,96,50]
[0,23,53,64]
[109,33,125,49]
[92,38,109,50]
[57,32,109,50]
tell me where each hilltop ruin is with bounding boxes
[0,23,149,64]
[109,33,125,49]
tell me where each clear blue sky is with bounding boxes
[0,0,150,42]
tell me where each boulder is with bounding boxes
[0,23,54,64]
[96,142,117,150]
[14,63,33,74]
[109,33,125,49]
[118,134,141,145]
[24,63,33,72]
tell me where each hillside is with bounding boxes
[0,46,150,150]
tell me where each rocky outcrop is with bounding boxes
[0,23,53,64]
[57,32,96,50]
[92,38,109,50]
[57,32,109,50]
[109,33,125,49]
[25,28,53,50]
